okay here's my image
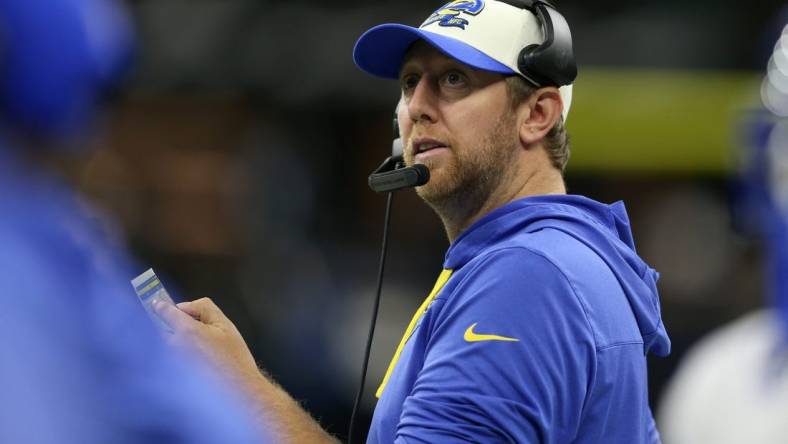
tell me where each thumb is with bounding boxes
[176,298,229,326]
[153,299,200,331]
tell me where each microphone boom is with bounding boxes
[368,161,429,193]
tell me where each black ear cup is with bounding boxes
[518,43,551,86]
[392,110,403,159]
[501,0,577,87]
[392,111,400,139]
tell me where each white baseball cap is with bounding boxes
[353,0,574,120]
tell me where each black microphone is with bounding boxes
[368,118,430,193]
[368,159,429,192]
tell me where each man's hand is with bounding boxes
[153,298,261,390]
[153,298,339,444]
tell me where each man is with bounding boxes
[157,0,671,442]
[657,31,788,440]
[0,0,264,442]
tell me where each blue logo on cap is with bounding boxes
[422,0,485,30]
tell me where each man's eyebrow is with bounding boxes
[398,63,420,78]
[400,58,463,73]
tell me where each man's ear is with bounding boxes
[518,87,563,146]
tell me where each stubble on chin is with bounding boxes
[414,115,519,224]
[402,141,461,204]
[413,156,456,201]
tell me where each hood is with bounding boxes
[445,194,671,357]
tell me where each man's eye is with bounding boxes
[401,75,419,91]
[445,71,466,86]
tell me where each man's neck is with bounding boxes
[439,166,566,242]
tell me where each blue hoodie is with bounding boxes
[367,195,671,443]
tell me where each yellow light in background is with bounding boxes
[566,68,761,174]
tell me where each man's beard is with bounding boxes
[409,113,519,226]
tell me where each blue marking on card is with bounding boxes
[135,277,163,302]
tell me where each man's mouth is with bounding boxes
[412,138,450,159]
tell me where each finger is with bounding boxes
[173,302,202,321]
[153,299,203,331]
[177,297,229,326]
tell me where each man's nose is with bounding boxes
[407,78,438,124]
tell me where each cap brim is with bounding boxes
[353,24,516,79]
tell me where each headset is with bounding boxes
[350,1,576,441]
[500,0,577,88]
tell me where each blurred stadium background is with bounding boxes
[44,0,788,440]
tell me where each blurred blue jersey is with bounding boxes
[737,110,788,345]
[368,195,670,443]
[0,144,265,444]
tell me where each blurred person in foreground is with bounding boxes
[156,1,671,442]
[657,26,788,443]
[0,0,265,442]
